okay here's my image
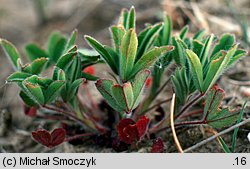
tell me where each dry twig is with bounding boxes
[170,93,184,153]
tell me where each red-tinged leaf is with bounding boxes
[32,129,51,147]
[117,118,135,129]
[32,128,66,148]
[123,124,139,144]
[117,116,150,144]
[112,82,134,113]
[23,105,37,117]
[136,115,150,138]
[82,66,95,75]
[51,128,66,147]
[117,118,136,144]
[151,137,165,153]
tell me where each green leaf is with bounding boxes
[81,72,99,81]
[104,46,119,70]
[112,82,134,113]
[203,45,238,93]
[199,34,214,65]
[227,49,246,67]
[208,109,238,129]
[136,23,163,60]
[179,25,189,39]
[211,34,235,57]
[120,29,138,81]
[37,77,53,88]
[126,6,136,29]
[22,57,48,74]
[95,79,124,112]
[193,29,206,41]
[47,31,67,62]
[25,43,49,61]
[205,87,238,129]
[186,49,203,92]
[65,56,82,83]
[118,8,128,28]
[7,72,32,82]
[56,52,77,70]
[138,26,151,45]
[0,38,21,69]
[192,40,204,57]
[172,38,188,66]
[231,100,247,152]
[110,25,125,53]
[203,52,225,93]
[78,49,102,68]
[44,81,65,104]
[53,67,66,81]
[131,46,173,79]
[22,77,45,105]
[67,79,84,101]
[84,35,117,74]
[19,91,38,107]
[159,15,172,45]
[64,29,77,52]
[217,136,231,153]
[171,68,189,105]
[131,69,150,109]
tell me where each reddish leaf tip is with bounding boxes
[151,137,165,153]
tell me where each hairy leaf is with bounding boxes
[136,23,163,60]
[120,29,138,81]
[126,6,136,29]
[95,79,124,112]
[56,52,77,70]
[0,39,21,69]
[85,35,117,74]
[22,57,48,74]
[112,82,134,113]
[7,72,32,82]
[131,69,150,109]
[110,25,125,53]
[186,49,203,92]
[47,32,67,62]
[211,34,235,57]
[25,43,49,61]
[64,29,77,53]
[131,46,173,79]
[204,87,238,129]
[44,81,65,104]
[203,45,238,93]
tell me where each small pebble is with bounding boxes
[240,86,250,97]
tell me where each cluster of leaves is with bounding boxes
[0,6,247,152]
[85,7,173,114]
[170,30,246,110]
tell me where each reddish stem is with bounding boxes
[149,112,240,134]
[42,105,85,125]
[179,109,203,119]
[37,115,68,121]
[175,93,204,119]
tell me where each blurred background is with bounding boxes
[0,0,249,152]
